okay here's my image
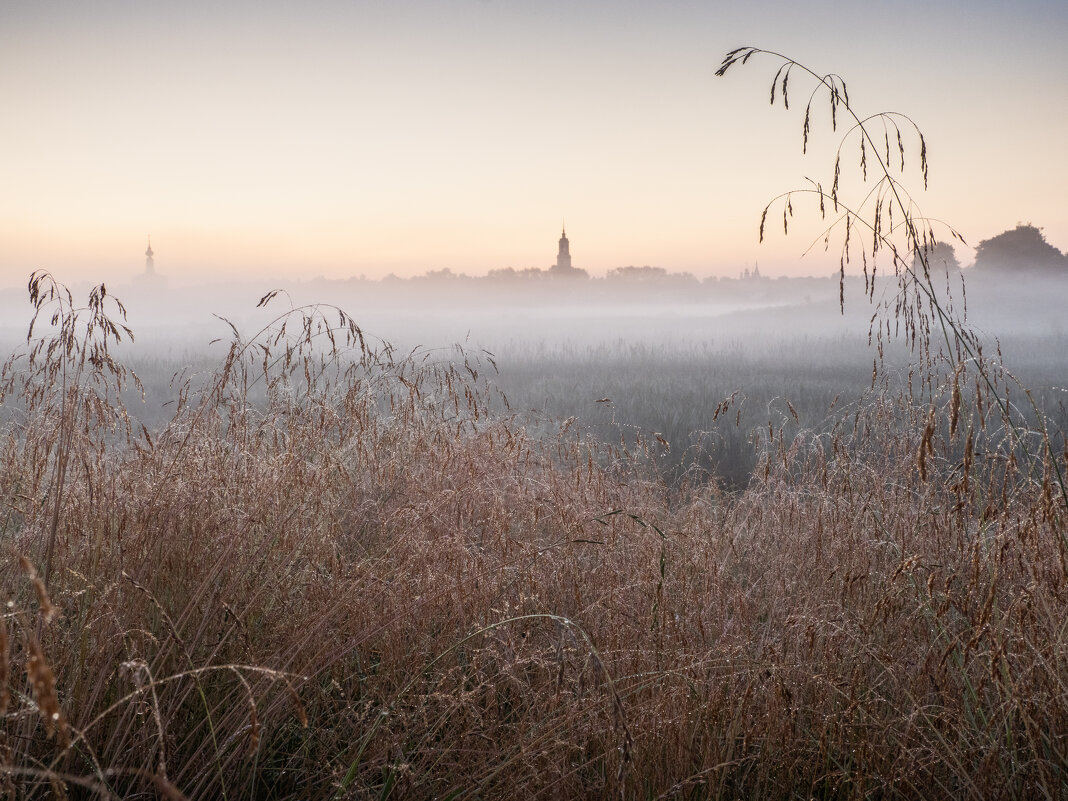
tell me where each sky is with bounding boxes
[1,0,1066,287]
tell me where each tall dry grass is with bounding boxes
[0,51,1064,799]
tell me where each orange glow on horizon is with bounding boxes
[1,2,1064,289]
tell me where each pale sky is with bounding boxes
[1,0,1066,287]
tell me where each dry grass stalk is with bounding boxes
[25,637,69,747]
[0,734,13,801]
[17,556,59,624]
[153,773,192,801]
[0,616,8,719]
[917,405,936,481]
[232,669,260,756]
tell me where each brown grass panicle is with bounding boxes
[716,46,1068,522]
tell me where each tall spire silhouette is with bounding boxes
[554,225,572,272]
[134,236,168,289]
[145,236,155,276]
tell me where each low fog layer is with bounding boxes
[2,260,1065,490]
[1,261,1064,352]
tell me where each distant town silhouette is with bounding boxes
[129,223,1066,290]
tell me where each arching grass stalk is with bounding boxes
[716,46,1068,514]
[50,663,306,770]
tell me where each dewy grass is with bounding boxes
[716,46,1068,516]
[0,51,1064,799]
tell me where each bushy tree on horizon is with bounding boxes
[972,223,1068,273]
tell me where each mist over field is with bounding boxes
[3,259,1065,491]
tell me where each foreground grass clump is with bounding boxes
[0,275,1065,799]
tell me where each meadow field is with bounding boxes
[0,271,1066,799]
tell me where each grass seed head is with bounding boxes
[26,638,68,747]
[18,557,59,624]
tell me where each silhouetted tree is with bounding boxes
[913,241,961,275]
[973,224,1068,274]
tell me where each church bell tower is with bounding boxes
[554,226,572,272]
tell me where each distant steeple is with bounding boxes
[555,226,572,272]
[134,235,168,289]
